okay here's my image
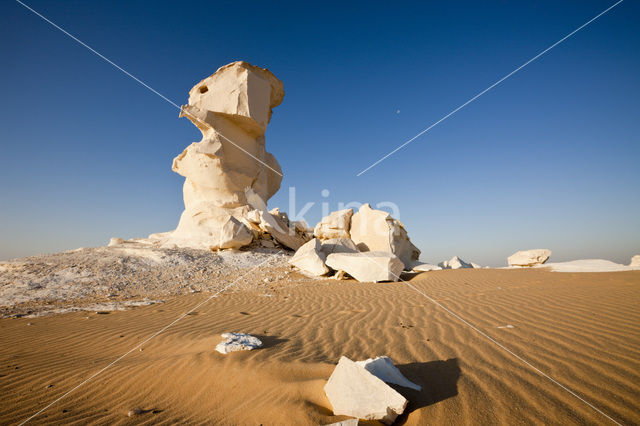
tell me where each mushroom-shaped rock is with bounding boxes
[289,238,329,276]
[438,256,474,269]
[155,61,286,250]
[320,238,359,256]
[508,249,552,267]
[314,209,354,240]
[325,252,404,282]
[350,204,419,268]
[324,356,407,425]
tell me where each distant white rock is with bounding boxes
[355,356,421,391]
[289,238,329,276]
[508,249,552,267]
[542,259,640,273]
[215,333,262,354]
[324,356,407,425]
[325,252,404,282]
[438,256,475,269]
[320,238,359,256]
[108,238,124,247]
[409,262,441,272]
[630,255,640,268]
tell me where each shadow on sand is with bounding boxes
[394,358,461,424]
[253,335,289,349]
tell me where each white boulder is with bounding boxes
[325,252,404,282]
[314,209,354,240]
[215,333,262,354]
[320,238,359,256]
[439,256,474,269]
[289,238,329,276]
[355,356,421,391]
[629,255,640,268]
[258,210,309,251]
[508,249,552,267]
[324,356,407,425]
[350,204,420,268]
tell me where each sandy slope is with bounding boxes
[0,269,639,425]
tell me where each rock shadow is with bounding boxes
[253,335,289,349]
[394,358,461,423]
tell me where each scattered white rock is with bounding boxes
[314,209,354,240]
[541,259,640,273]
[350,204,420,268]
[289,238,329,276]
[325,252,404,283]
[324,356,407,425]
[438,256,474,269]
[508,249,552,267]
[409,262,441,272]
[355,356,421,391]
[215,332,263,354]
[320,238,359,256]
[497,324,515,329]
[257,210,308,251]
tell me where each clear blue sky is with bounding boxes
[1,0,638,265]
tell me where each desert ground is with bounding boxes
[1,265,638,425]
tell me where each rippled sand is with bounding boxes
[1,268,638,424]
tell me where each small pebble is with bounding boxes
[127,407,144,417]
[45,384,53,389]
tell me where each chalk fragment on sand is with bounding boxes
[216,333,262,354]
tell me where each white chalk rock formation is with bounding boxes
[215,332,262,354]
[160,61,287,250]
[324,356,407,425]
[314,209,354,240]
[629,255,640,268]
[508,249,552,267]
[350,204,420,268]
[325,252,403,282]
[289,238,329,276]
[355,356,421,391]
[320,238,359,256]
[439,256,475,269]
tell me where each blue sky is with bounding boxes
[1,0,638,265]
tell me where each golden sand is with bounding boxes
[1,269,639,425]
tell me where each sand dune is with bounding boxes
[1,269,639,424]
